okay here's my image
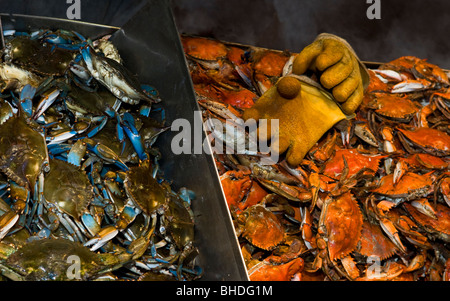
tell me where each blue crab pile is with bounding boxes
[0,29,200,281]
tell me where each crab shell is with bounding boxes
[124,160,168,215]
[251,50,290,77]
[44,159,93,220]
[181,36,228,62]
[220,169,252,212]
[248,257,303,281]
[368,95,419,122]
[165,195,194,249]
[0,115,48,192]
[356,221,398,260]
[404,202,450,242]
[320,192,363,261]
[412,59,450,86]
[372,172,432,202]
[2,238,117,281]
[397,127,450,157]
[323,148,384,180]
[7,36,75,76]
[241,205,284,251]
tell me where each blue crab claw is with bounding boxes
[69,63,93,85]
[67,139,87,167]
[86,116,108,138]
[0,211,19,240]
[81,212,101,236]
[139,105,151,118]
[33,89,60,120]
[47,143,72,157]
[19,84,36,117]
[121,112,148,161]
[141,84,161,103]
[83,225,119,251]
[46,122,89,145]
[84,138,129,171]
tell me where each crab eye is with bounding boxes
[42,161,50,173]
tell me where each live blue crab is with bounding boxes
[0,28,200,281]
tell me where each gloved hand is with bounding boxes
[292,33,369,115]
[242,75,346,167]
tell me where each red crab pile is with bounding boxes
[182,35,450,281]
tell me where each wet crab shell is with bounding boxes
[321,192,363,261]
[2,238,116,281]
[323,148,384,180]
[367,95,419,122]
[165,194,195,249]
[124,160,168,215]
[251,50,290,77]
[397,127,450,157]
[44,159,93,220]
[372,172,432,202]
[6,36,76,76]
[356,221,398,260]
[404,202,450,242]
[412,59,450,86]
[241,205,284,251]
[0,114,48,192]
[181,36,228,62]
[248,257,304,281]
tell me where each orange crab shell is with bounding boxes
[323,192,363,261]
[242,205,285,250]
[323,149,384,180]
[372,172,432,200]
[238,180,268,212]
[365,70,390,94]
[252,50,290,77]
[404,202,450,240]
[368,95,419,121]
[181,36,228,61]
[379,56,420,78]
[248,257,304,281]
[357,221,398,260]
[220,169,252,212]
[397,127,450,157]
[413,59,450,85]
[414,153,449,170]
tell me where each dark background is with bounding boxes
[1,0,450,68]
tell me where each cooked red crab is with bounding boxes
[323,148,384,180]
[404,202,450,242]
[372,172,433,205]
[237,204,285,251]
[366,94,420,122]
[397,127,450,157]
[319,192,363,261]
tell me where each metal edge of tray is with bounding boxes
[0,0,249,281]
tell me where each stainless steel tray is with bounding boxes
[0,0,248,281]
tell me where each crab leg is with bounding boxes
[32,88,60,120]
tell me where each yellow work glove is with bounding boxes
[292,33,369,115]
[242,75,346,167]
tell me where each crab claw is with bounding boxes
[18,84,36,117]
[379,218,407,254]
[121,112,148,161]
[83,225,118,251]
[0,211,19,240]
